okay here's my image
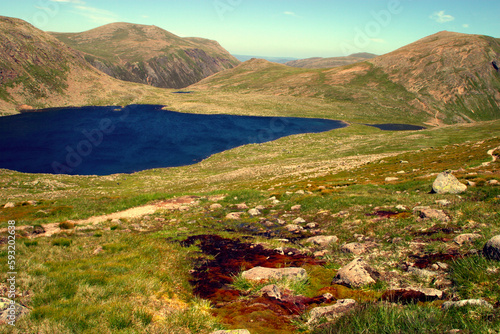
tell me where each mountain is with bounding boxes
[233,55,298,64]
[0,16,173,114]
[285,53,377,69]
[51,23,240,89]
[192,32,500,125]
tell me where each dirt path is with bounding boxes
[1,196,200,238]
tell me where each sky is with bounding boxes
[1,0,499,58]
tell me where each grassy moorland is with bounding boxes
[1,112,499,333]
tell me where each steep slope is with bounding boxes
[51,23,240,89]
[286,53,377,69]
[193,32,500,125]
[0,16,173,114]
[369,31,500,123]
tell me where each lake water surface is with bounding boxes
[0,105,347,175]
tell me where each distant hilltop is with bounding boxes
[51,22,240,89]
[286,53,377,69]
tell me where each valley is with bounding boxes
[0,14,499,334]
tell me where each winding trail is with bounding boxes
[1,196,200,238]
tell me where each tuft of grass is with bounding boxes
[51,238,72,247]
[450,254,500,300]
[314,303,500,334]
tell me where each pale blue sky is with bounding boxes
[1,0,499,58]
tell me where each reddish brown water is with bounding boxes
[180,235,327,332]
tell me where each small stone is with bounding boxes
[93,246,104,255]
[277,219,286,225]
[236,203,249,210]
[397,170,406,174]
[248,208,261,216]
[293,217,306,224]
[241,266,307,282]
[408,266,437,278]
[413,207,450,222]
[111,218,122,225]
[314,250,329,257]
[259,284,282,299]
[435,199,451,206]
[306,223,317,229]
[432,171,467,194]
[454,233,482,246]
[442,299,493,310]
[210,203,223,210]
[291,205,301,211]
[226,212,244,220]
[483,235,500,261]
[285,224,303,233]
[295,190,305,195]
[396,205,407,211]
[3,202,15,209]
[332,258,380,288]
[489,179,499,185]
[307,299,357,325]
[255,205,266,210]
[304,235,339,247]
[392,237,404,244]
[385,177,399,182]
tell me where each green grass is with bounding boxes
[314,303,500,334]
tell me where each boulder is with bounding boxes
[442,299,493,310]
[453,233,482,246]
[483,235,500,261]
[304,235,339,247]
[432,171,467,194]
[307,299,357,325]
[241,266,307,282]
[332,258,380,288]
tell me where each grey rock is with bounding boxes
[489,179,499,185]
[306,222,318,229]
[236,203,249,210]
[291,205,301,211]
[483,235,500,261]
[332,258,380,288]
[307,299,357,325]
[454,233,482,245]
[241,266,307,282]
[3,202,15,209]
[0,297,30,324]
[304,235,339,247]
[442,299,493,310]
[432,171,467,194]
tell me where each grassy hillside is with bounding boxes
[51,23,240,89]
